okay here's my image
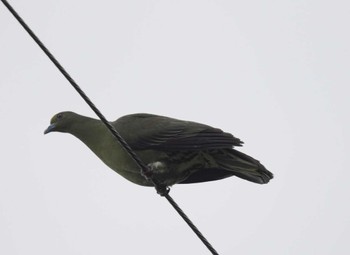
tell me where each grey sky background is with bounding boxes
[1,0,349,254]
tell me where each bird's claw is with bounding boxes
[156,184,170,196]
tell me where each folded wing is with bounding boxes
[114,113,243,151]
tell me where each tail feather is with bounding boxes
[179,149,273,185]
[215,149,273,184]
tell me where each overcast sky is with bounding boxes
[1,0,349,254]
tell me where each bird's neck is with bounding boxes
[69,116,110,152]
[68,115,142,183]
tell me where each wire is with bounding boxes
[165,194,219,254]
[1,1,219,254]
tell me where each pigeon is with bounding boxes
[44,112,273,187]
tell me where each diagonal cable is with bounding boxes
[1,1,219,254]
[1,0,154,184]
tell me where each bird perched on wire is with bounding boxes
[44,112,273,187]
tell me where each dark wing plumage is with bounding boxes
[114,113,243,151]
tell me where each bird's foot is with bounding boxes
[154,182,170,196]
[143,161,170,196]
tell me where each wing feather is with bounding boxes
[113,113,243,151]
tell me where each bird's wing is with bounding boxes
[113,113,243,151]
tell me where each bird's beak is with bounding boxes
[44,123,56,135]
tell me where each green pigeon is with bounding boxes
[44,112,273,187]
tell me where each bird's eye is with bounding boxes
[57,113,63,120]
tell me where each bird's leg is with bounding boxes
[147,161,170,196]
[140,166,154,180]
[154,181,170,196]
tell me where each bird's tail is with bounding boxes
[214,149,273,184]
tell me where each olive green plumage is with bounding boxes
[44,111,273,186]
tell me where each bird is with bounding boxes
[44,111,273,187]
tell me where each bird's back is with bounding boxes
[113,113,273,185]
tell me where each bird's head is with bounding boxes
[44,111,78,134]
